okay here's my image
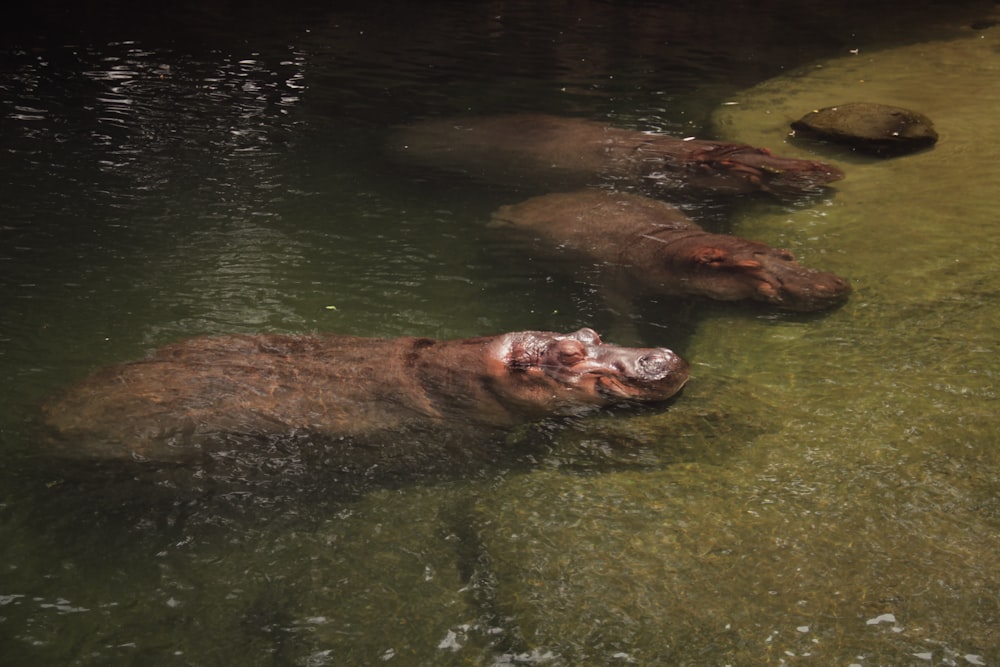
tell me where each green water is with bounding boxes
[2,1,999,665]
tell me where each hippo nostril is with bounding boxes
[819,275,851,295]
[637,352,672,378]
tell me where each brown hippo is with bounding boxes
[391,114,844,197]
[40,329,688,470]
[491,190,851,312]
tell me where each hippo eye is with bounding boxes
[553,339,587,366]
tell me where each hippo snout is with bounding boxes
[636,350,682,380]
[594,346,687,382]
[778,269,852,311]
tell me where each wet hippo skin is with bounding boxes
[41,329,689,468]
[491,190,851,312]
[391,114,844,197]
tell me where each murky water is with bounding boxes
[2,1,999,664]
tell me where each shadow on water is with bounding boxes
[1,396,714,665]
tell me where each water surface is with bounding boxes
[2,1,998,664]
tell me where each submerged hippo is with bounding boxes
[391,114,844,197]
[41,329,688,470]
[491,190,851,312]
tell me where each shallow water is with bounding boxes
[2,1,999,664]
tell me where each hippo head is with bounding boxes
[686,143,844,196]
[654,235,852,311]
[487,328,689,418]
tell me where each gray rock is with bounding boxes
[791,102,938,156]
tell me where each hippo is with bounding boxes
[391,114,844,197]
[491,190,851,312]
[40,329,688,472]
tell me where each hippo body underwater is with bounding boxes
[491,190,851,312]
[391,114,844,197]
[41,329,688,471]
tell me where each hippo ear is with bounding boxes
[693,246,728,265]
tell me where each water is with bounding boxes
[2,1,999,664]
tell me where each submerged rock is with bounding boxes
[791,102,938,156]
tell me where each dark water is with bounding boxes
[2,1,999,664]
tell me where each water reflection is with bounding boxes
[142,216,311,341]
[2,39,306,223]
[0,40,320,417]
[77,42,305,200]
